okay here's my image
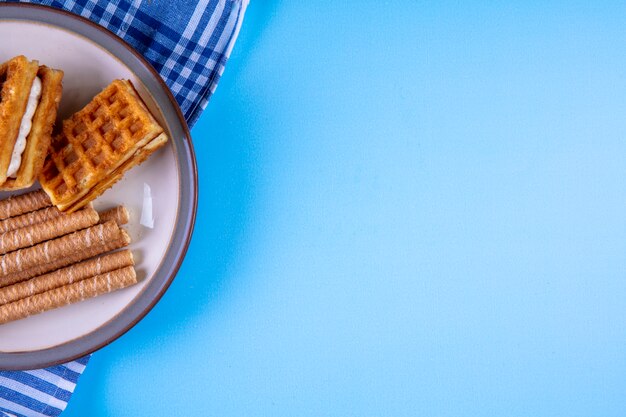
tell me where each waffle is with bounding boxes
[0,56,38,185]
[39,79,168,212]
[0,65,64,190]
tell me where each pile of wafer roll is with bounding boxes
[0,189,137,324]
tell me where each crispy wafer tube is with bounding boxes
[0,221,121,276]
[0,206,63,234]
[0,206,99,254]
[0,250,134,305]
[0,190,51,220]
[0,266,137,325]
[98,206,129,226]
[0,230,130,287]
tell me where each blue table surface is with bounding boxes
[64,1,626,416]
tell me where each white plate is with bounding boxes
[0,4,197,370]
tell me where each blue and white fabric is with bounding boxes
[0,0,248,415]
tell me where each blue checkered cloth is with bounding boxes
[0,0,248,416]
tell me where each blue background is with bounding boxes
[65,1,626,416]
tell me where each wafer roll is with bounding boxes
[0,206,99,254]
[0,190,51,220]
[0,230,130,287]
[0,250,134,305]
[99,206,129,226]
[0,221,121,276]
[0,266,137,324]
[0,206,63,234]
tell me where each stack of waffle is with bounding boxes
[0,56,63,190]
[40,79,168,212]
[0,189,136,324]
[1,55,167,205]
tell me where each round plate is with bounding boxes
[0,4,197,370]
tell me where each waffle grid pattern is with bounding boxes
[41,81,161,205]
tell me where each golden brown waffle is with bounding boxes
[0,66,64,190]
[0,56,39,185]
[40,79,167,212]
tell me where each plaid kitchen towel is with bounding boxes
[0,0,248,416]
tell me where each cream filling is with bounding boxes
[7,76,42,178]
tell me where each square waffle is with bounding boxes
[0,55,63,189]
[39,79,168,212]
[0,65,64,190]
[0,56,38,186]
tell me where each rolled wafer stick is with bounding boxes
[0,190,51,220]
[0,221,121,276]
[98,206,129,226]
[0,206,100,254]
[0,266,137,325]
[0,230,131,287]
[0,250,134,305]
[0,206,63,234]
